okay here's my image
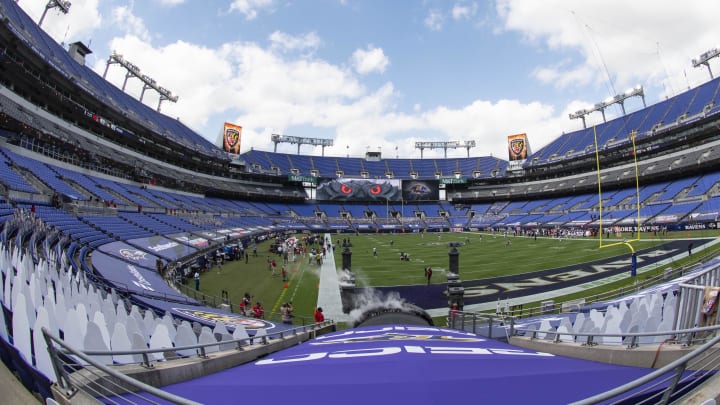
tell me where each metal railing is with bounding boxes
[447,311,513,340]
[675,258,720,332]
[43,327,201,405]
[513,323,720,349]
[447,313,720,403]
[43,320,334,403]
[570,331,720,404]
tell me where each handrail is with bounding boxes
[448,310,720,348]
[512,323,720,348]
[42,327,202,405]
[75,320,334,366]
[43,320,334,402]
[569,331,720,404]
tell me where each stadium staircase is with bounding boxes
[60,178,99,202]
[98,186,135,207]
[8,165,53,197]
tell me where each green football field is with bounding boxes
[189,229,710,323]
[332,232,664,287]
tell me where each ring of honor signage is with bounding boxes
[222,122,242,154]
[508,133,530,161]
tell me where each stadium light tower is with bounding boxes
[103,52,178,112]
[271,134,334,155]
[569,86,645,128]
[692,47,720,79]
[38,0,71,27]
[415,140,476,158]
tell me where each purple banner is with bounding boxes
[126,236,197,261]
[90,251,187,300]
[97,241,163,270]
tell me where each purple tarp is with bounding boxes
[146,325,658,404]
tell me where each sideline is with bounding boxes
[426,237,720,317]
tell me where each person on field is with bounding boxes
[252,302,265,319]
[425,267,433,285]
[314,307,325,322]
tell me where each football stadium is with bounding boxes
[3,0,720,404]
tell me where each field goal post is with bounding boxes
[594,127,641,275]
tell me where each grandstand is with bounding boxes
[2,0,720,403]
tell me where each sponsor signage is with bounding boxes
[439,177,467,185]
[84,109,135,138]
[127,236,197,261]
[288,174,317,184]
[168,233,210,248]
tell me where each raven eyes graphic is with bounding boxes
[317,180,400,201]
[340,184,353,194]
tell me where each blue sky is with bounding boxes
[18,0,720,160]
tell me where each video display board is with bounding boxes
[316,178,402,201]
[402,180,439,201]
[316,178,441,202]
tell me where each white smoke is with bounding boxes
[347,288,410,324]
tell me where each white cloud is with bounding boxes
[93,27,564,159]
[158,0,185,5]
[420,99,562,158]
[26,0,718,161]
[269,31,321,53]
[19,0,102,45]
[452,2,478,20]
[228,0,274,20]
[351,46,390,75]
[532,59,595,89]
[495,0,720,101]
[111,4,150,42]
[96,34,368,140]
[424,9,444,31]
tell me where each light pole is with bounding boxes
[39,0,71,27]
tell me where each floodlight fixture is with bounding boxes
[692,47,720,79]
[271,134,334,155]
[104,52,178,111]
[415,140,476,158]
[38,0,71,27]
[569,86,645,128]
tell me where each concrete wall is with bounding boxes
[509,336,692,368]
